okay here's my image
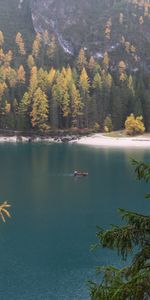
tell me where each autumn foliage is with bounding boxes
[125,114,145,135]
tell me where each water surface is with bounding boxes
[0,143,149,299]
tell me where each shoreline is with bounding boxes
[76,133,150,148]
[0,133,150,148]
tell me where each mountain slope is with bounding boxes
[0,0,34,49]
[0,0,150,72]
[31,0,150,72]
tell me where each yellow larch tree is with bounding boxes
[77,48,87,72]
[17,65,26,84]
[16,32,26,55]
[27,55,35,69]
[3,50,13,67]
[46,35,57,60]
[47,68,56,86]
[32,33,41,58]
[71,83,83,128]
[79,68,90,127]
[29,66,38,96]
[30,87,49,130]
[0,31,4,47]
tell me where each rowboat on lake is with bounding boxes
[74,171,88,177]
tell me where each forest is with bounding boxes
[0,29,149,133]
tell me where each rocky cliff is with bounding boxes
[30,0,150,71]
[0,0,150,72]
[0,0,34,49]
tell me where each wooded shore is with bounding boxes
[0,130,150,148]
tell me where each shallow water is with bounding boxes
[0,143,149,299]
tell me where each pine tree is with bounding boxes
[92,73,103,126]
[16,32,26,55]
[37,68,49,92]
[6,68,17,88]
[3,50,13,67]
[18,92,31,129]
[103,52,110,70]
[52,68,72,127]
[142,90,150,132]
[32,33,41,58]
[104,115,113,132]
[30,87,49,130]
[47,68,56,86]
[27,55,35,69]
[46,35,57,62]
[89,160,150,300]
[79,68,90,128]
[29,66,38,96]
[17,65,25,84]
[88,56,100,77]
[71,83,83,128]
[0,31,4,47]
[77,48,87,72]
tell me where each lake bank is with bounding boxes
[76,133,150,148]
[0,132,150,148]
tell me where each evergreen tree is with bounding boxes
[142,90,150,132]
[89,160,150,300]
[17,65,25,84]
[30,87,49,130]
[27,55,35,69]
[79,68,90,128]
[104,115,113,132]
[18,92,31,129]
[77,48,87,72]
[0,31,4,47]
[32,33,41,59]
[92,73,103,126]
[15,32,26,56]
[71,83,83,128]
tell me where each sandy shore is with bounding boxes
[76,133,150,148]
[0,133,150,148]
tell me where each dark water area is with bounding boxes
[0,143,149,299]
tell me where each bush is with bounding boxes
[104,116,113,132]
[125,114,145,135]
[93,122,100,132]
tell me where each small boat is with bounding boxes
[74,171,88,177]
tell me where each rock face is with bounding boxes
[31,0,106,55]
[0,0,150,72]
[30,0,150,71]
[0,0,34,49]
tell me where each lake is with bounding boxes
[0,143,149,300]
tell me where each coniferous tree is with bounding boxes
[15,32,26,56]
[0,31,4,47]
[79,68,90,128]
[77,48,87,72]
[18,92,31,129]
[71,83,83,128]
[89,160,150,300]
[30,87,49,130]
[92,73,103,127]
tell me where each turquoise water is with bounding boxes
[0,143,149,300]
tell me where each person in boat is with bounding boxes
[74,170,88,176]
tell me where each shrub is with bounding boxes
[125,114,145,135]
